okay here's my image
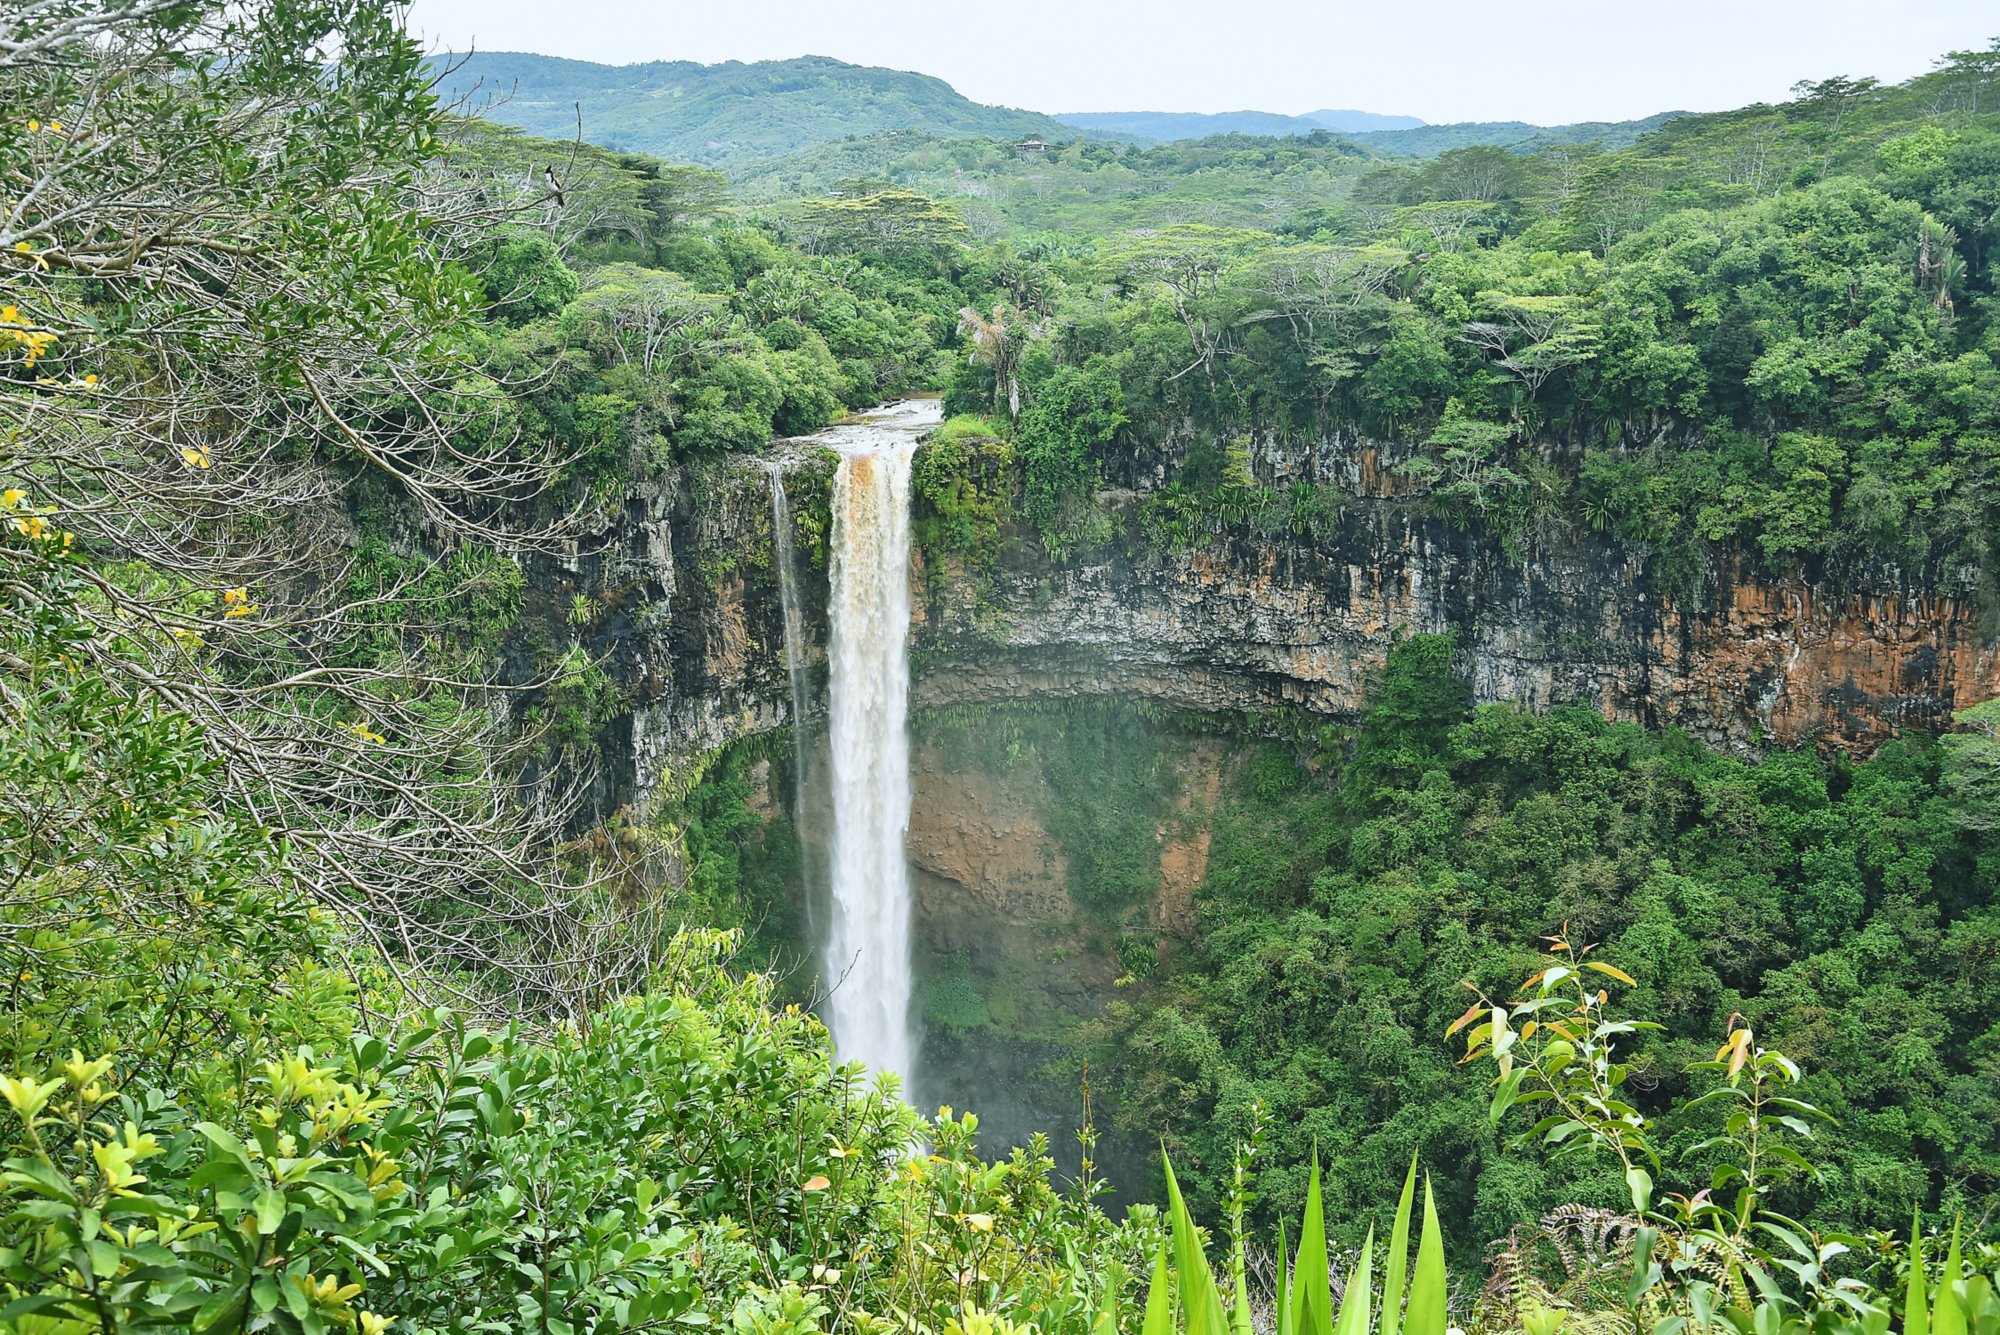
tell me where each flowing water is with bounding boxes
[765,464,821,931]
[819,399,938,1088]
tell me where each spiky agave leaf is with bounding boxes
[1278,1218,1295,1335]
[1096,1258,1126,1335]
[1906,1208,1929,1335]
[1335,1228,1377,1335]
[1166,1154,1231,1335]
[1378,1153,1421,1335]
[1934,1216,1966,1335]
[1403,1177,1449,1335]
[1144,1240,1174,1335]
[1292,1157,1333,1335]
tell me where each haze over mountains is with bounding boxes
[437,51,1680,171]
[1054,109,1426,140]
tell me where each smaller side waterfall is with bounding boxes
[765,465,820,928]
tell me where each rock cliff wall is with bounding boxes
[562,432,2000,814]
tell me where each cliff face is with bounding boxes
[569,433,1999,813]
[915,508,1996,755]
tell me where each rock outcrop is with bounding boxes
[562,433,1999,813]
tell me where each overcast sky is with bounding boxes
[403,0,1996,126]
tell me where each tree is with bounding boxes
[1108,225,1271,384]
[1789,75,1882,178]
[1460,292,1602,399]
[1018,364,1126,557]
[1398,400,1525,515]
[0,0,654,1015]
[792,188,968,265]
[1927,39,2000,119]
[1941,699,2000,828]
[956,302,1041,418]
[566,264,737,378]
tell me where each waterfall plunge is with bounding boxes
[820,402,933,1088]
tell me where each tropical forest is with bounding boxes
[3,3,2000,1334]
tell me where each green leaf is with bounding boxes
[1627,1227,1664,1306]
[1934,1217,1966,1335]
[193,1122,256,1172]
[1402,1179,1447,1335]
[254,1187,286,1236]
[1291,1157,1332,1335]
[1377,1153,1419,1335]
[1627,1166,1654,1216]
[193,1285,248,1335]
[1277,1218,1294,1335]
[1333,1228,1375,1335]
[1904,1209,1929,1335]
[1143,1241,1174,1335]
[1165,1153,1229,1335]
[0,1295,86,1321]
[1096,1258,1125,1335]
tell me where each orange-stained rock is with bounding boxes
[575,445,1999,815]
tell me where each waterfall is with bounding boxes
[765,465,819,930]
[821,404,929,1088]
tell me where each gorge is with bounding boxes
[17,7,2000,1324]
[598,425,2000,817]
[545,410,2000,1185]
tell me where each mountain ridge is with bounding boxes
[432,51,1079,166]
[1053,108,1426,140]
[436,50,1687,170]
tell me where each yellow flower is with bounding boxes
[179,446,210,469]
[0,306,17,324]
[1,488,23,509]
[359,1313,393,1335]
[25,120,36,132]
[12,242,28,253]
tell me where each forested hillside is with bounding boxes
[5,2,2000,1333]
[433,52,1078,166]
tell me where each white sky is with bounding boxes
[402,0,1998,126]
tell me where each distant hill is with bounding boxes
[432,52,1077,167]
[1351,111,1689,154]
[1301,109,1426,133]
[1050,106,1677,153]
[1056,110,1332,140]
[1056,108,1425,141]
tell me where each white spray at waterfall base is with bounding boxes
[821,400,936,1090]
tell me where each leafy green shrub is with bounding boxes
[912,416,1017,566]
[1019,365,1126,560]
[469,232,580,326]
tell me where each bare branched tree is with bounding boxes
[0,0,669,1020]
